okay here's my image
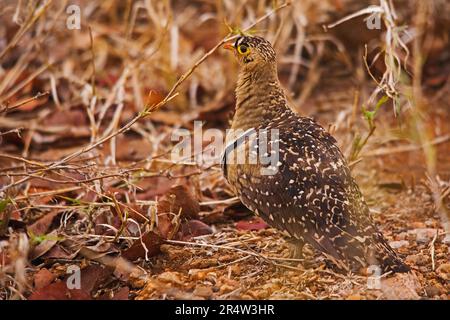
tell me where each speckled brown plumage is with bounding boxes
[222,35,409,273]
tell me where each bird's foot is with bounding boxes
[285,238,305,259]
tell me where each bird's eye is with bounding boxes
[237,44,249,55]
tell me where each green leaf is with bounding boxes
[374,95,389,113]
[28,230,64,245]
[363,110,376,121]
[58,195,82,206]
[0,198,11,213]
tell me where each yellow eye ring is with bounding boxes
[237,44,249,55]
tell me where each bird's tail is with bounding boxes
[368,231,410,273]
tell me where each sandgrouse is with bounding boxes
[222,35,409,273]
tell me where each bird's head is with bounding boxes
[223,35,276,72]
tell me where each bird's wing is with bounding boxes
[236,116,373,264]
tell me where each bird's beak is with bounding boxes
[223,43,234,51]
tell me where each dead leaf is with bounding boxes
[100,136,153,161]
[30,230,59,260]
[122,231,163,261]
[43,108,88,127]
[42,244,78,260]
[28,281,91,300]
[135,176,176,199]
[158,185,200,220]
[79,264,113,294]
[236,217,268,231]
[178,220,213,241]
[157,213,177,239]
[99,286,130,300]
[34,268,56,290]
[27,210,62,236]
[94,211,121,236]
[152,185,202,239]
[112,286,129,300]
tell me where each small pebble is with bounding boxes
[407,228,437,244]
[193,285,213,298]
[436,263,450,281]
[424,285,441,297]
[443,234,450,245]
[389,240,409,249]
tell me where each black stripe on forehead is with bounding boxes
[234,36,270,48]
[234,36,245,48]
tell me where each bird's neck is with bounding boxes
[231,64,288,132]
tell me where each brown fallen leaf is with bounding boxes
[157,185,200,220]
[178,220,213,241]
[30,264,114,300]
[42,244,78,260]
[236,217,269,231]
[157,212,178,239]
[101,136,153,161]
[112,286,130,300]
[154,185,202,238]
[27,210,62,236]
[122,231,163,261]
[94,211,121,236]
[10,94,49,112]
[34,268,56,290]
[78,264,113,294]
[42,108,88,128]
[135,176,177,199]
[28,281,91,300]
[29,230,60,260]
[98,286,130,300]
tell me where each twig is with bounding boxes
[364,134,450,157]
[199,197,240,206]
[0,91,49,114]
[429,229,438,271]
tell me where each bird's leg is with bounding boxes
[285,237,305,259]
